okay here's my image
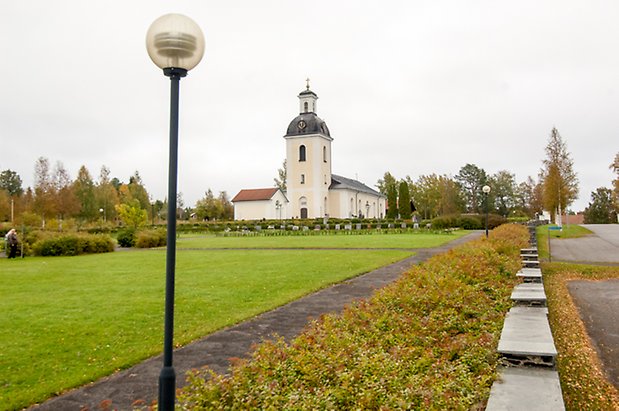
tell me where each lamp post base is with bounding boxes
[158,366,176,410]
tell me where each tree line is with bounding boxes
[0,157,233,228]
[376,128,617,224]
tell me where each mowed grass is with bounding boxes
[0,232,467,410]
[176,231,469,249]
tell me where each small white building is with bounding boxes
[233,83,385,220]
[231,188,289,221]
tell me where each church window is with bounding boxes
[301,174,305,184]
[299,145,306,162]
[323,146,327,162]
[304,101,309,112]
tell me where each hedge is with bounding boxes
[31,233,115,256]
[135,229,167,248]
[178,224,528,410]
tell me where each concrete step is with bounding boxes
[517,268,542,283]
[521,253,539,261]
[497,306,557,366]
[486,366,565,410]
[523,260,540,268]
[521,248,538,254]
[511,283,546,306]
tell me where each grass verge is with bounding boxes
[178,225,527,410]
[543,262,619,410]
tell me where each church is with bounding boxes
[232,83,386,221]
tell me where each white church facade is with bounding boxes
[232,83,385,221]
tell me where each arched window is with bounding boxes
[300,196,308,219]
[299,145,306,162]
[304,101,309,112]
[323,146,327,162]
[301,174,305,184]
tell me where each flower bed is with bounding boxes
[178,224,528,410]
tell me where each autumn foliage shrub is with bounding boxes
[178,224,528,410]
[135,229,167,248]
[31,233,114,256]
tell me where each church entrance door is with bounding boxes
[300,208,308,219]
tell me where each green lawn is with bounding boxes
[0,232,465,409]
[176,231,469,249]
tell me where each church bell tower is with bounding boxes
[283,81,333,219]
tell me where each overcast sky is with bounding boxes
[1,1,617,212]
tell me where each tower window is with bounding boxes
[323,146,327,162]
[301,174,305,184]
[304,101,309,112]
[299,145,306,162]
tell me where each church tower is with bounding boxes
[284,81,333,219]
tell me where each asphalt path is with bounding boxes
[549,224,619,264]
[551,224,619,389]
[30,232,481,410]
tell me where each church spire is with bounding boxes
[299,79,318,114]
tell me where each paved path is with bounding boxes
[30,232,481,410]
[549,224,619,264]
[569,279,619,388]
[549,224,619,390]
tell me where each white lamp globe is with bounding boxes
[482,185,491,194]
[146,13,205,71]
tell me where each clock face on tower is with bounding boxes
[298,120,306,130]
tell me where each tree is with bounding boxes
[73,165,97,221]
[274,160,287,192]
[53,161,80,220]
[540,127,578,222]
[398,180,412,219]
[95,165,119,222]
[489,170,516,217]
[376,172,398,195]
[611,153,619,210]
[583,187,617,224]
[410,174,464,219]
[115,199,147,229]
[33,157,56,227]
[386,184,398,219]
[0,169,23,197]
[128,171,150,210]
[455,164,488,213]
[514,176,543,218]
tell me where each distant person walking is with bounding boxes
[6,228,18,258]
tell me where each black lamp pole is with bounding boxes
[159,67,187,410]
[485,198,489,238]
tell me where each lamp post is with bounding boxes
[146,13,205,410]
[482,185,491,238]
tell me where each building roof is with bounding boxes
[329,174,385,197]
[285,112,331,138]
[232,188,283,202]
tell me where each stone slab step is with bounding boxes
[523,260,540,268]
[521,248,538,254]
[498,306,557,366]
[486,366,565,410]
[517,268,542,283]
[521,253,539,261]
[511,283,546,306]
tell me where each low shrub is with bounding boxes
[116,228,136,248]
[31,233,114,256]
[135,229,167,248]
[178,224,528,409]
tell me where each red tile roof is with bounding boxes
[232,188,280,202]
